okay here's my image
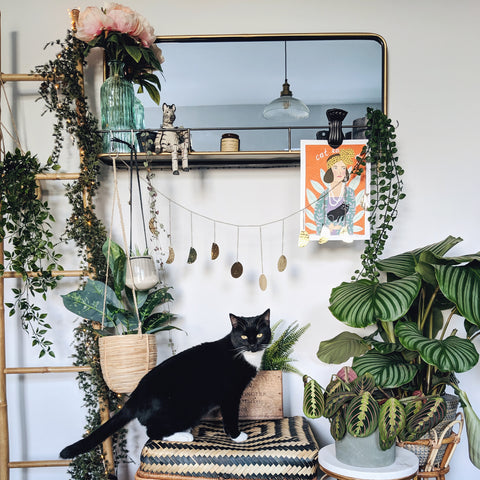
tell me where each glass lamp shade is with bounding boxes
[263,81,310,120]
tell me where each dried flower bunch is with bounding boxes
[75,3,164,103]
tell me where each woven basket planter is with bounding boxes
[99,334,157,394]
[398,394,460,468]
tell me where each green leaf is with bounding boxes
[352,350,418,388]
[329,274,422,328]
[317,331,369,364]
[396,321,479,373]
[330,409,347,441]
[124,44,143,63]
[376,236,463,278]
[102,240,126,299]
[436,261,480,327]
[406,396,446,439]
[324,391,356,418]
[455,387,480,468]
[142,312,178,334]
[62,279,123,325]
[302,376,324,419]
[142,81,161,105]
[139,287,173,319]
[346,392,380,437]
[379,398,406,450]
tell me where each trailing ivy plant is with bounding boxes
[354,108,405,281]
[0,149,63,358]
[34,31,127,480]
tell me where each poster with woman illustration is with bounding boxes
[300,140,370,243]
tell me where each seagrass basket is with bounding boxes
[99,334,157,394]
[398,394,459,468]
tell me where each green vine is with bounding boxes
[354,108,405,281]
[0,149,63,358]
[34,31,127,479]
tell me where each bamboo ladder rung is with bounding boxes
[9,460,70,468]
[2,270,85,278]
[5,366,90,374]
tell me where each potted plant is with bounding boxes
[62,240,179,393]
[303,368,447,468]
[316,236,480,469]
[125,246,159,291]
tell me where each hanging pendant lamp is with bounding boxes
[263,41,310,120]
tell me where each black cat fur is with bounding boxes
[60,309,271,459]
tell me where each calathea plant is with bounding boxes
[316,236,480,468]
[303,369,447,450]
[62,240,177,335]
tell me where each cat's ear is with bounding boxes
[261,309,270,326]
[229,313,239,328]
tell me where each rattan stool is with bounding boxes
[135,416,319,480]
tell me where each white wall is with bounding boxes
[1,1,479,479]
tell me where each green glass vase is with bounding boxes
[101,60,135,153]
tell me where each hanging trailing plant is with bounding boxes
[0,149,63,358]
[354,108,405,281]
[34,30,107,278]
[34,29,127,480]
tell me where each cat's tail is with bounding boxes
[59,403,134,459]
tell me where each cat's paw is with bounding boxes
[232,432,248,443]
[163,431,194,442]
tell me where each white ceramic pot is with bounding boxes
[125,256,159,291]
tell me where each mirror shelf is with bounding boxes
[101,33,387,169]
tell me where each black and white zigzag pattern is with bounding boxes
[138,417,319,480]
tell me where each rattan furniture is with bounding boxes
[135,416,319,480]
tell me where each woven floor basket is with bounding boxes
[136,416,319,480]
[398,394,459,468]
[99,334,157,394]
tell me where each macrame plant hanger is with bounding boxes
[98,136,157,395]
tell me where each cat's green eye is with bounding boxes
[241,335,248,340]
[256,333,263,338]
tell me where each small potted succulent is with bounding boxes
[303,368,447,468]
[315,236,480,469]
[62,240,179,393]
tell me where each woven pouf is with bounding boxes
[135,416,319,480]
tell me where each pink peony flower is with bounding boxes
[108,9,139,36]
[76,6,113,42]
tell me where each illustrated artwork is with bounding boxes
[155,103,190,174]
[300,140,369,243]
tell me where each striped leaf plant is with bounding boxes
[303,370,446,450]
[317,236,480,468]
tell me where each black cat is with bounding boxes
[60,309,271,459]
[327,203,349,222]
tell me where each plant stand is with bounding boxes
[318,444,418,480]
[397,413,463,480]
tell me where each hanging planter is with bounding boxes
[125,255,159,291]
[99,334,157,393]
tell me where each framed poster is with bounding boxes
[300,140,370,243]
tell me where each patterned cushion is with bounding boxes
[136,416,319,480]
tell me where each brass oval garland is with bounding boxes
[259,227,267,291]
[277,220,287,272]
[187,212,197,264]
[211,222,219,260]
[231,226,243,278]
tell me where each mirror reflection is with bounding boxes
[138,34,386,153]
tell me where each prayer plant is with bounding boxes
[303,369,447,450]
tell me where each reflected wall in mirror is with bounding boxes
[138,34,386,154]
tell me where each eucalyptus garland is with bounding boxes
[354,108,405,281]
[34,32,128,479]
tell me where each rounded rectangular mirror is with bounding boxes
[133,34,387,167]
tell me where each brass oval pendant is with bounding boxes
[211,242,220,260]
[166,246,175,264]
[259,273,267,291]
[277,254,287,272]
[187,247,197,264]
[231,261,243,278]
